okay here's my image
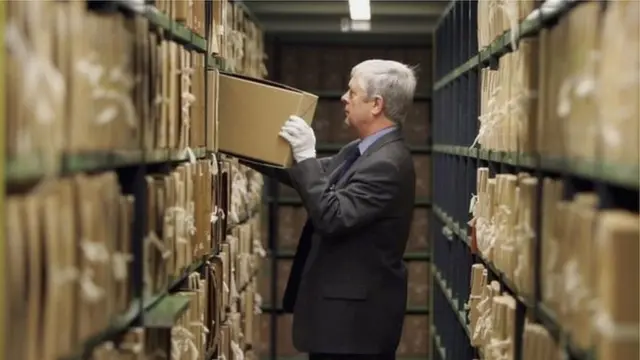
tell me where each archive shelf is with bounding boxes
[431,1,639,360]
[59,253,213,360]
[432,204,590,360]
[95,4,233,74]
[4,0,267,359]
[94,1,209,53]
[2,1,232,185]
[4,1,233,185]
[433,0,582,91]
[6,148,209,183]
[231,0,261,28]
[144,5,207,51]
[144,295,192,329]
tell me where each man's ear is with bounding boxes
[371,95,384,116]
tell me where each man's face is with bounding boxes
[341,77,373,128]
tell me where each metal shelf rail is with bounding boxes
[431,1,639,360]
[432,144,639,190]
[6,148,209,183]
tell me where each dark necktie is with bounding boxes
[331,145,361,186]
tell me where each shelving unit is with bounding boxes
[431,1,639,360]
[431,205,592,360]
[433,1,581,91]
[4,1,267,360]
[58,254,211,360]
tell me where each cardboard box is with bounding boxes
[217,72,318,168]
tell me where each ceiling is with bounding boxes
[242,0,450,35]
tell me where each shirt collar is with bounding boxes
[357,126,397,155]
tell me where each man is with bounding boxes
[247,59,416,360]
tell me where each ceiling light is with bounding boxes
[341,18,371,32]
[348,0,371,21]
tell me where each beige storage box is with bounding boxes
[217,72,318,168]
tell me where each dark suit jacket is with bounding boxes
[242,129,416,355]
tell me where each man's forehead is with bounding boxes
[348,78,361,91]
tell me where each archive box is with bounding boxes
[217,72,318,168]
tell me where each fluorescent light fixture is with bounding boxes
[340,18,371,32]
[350,20,371,32]
[348,0,371,21]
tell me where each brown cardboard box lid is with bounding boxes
[217,72,318,168]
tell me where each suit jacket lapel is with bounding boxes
[335,129,403,189]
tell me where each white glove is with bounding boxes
[279,115,316,163]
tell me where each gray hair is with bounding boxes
[350,59,417,125]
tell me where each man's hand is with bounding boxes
[279,116,316,163]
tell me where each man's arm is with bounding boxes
[318,157,333,172]
[240,157,333,188]
[288,157,400,238]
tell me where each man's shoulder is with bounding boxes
[360,141,413,180]
[369,139,412,162]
